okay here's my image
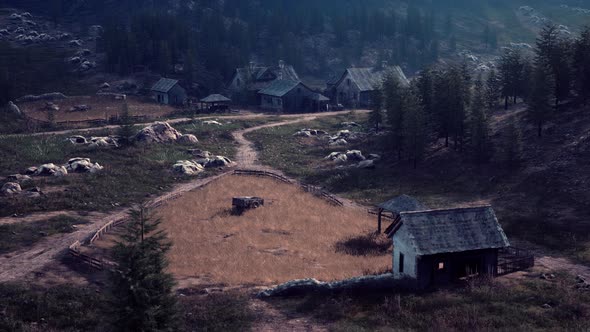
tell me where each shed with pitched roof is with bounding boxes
[151,78,187,106]
[389,206,510,289]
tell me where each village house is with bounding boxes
[327,64,409,108]
[258,80,329,113]
[227,60,300,105]
[389,206,511,289]
[151,78,187,106]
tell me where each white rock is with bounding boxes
[7,101,21,115]
[1,182,22,196]
[357,160,376,169]
[173,160,204,176]
[178,134,199,144]
[329,138,348,146]
[135,122,183,143]
[202,120,223,126]
[346,150,366,161]
[204,156,232,168]
[35,164,68,177]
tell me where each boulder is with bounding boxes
[25,167,38,175]
[67,136,87,144]
[99,82,111,89]
[44,102,59,112]
[7,101,21,115]
[68,56,81,64]
[341,121,361,128]
[88,25,103,38]
[0,29,9,35]
[89,136,119,148]
[346,150,366,161]
[1,182,22,196]
[6,174,32,183]
[204,156,232,168]
[23,20,36,27]
[357,160,376,169]
[65,158,103,173]
[173,160,204,176]
[80,60,95,71]
[68,39,83,47]
[324,152,348,164]
[21,12,32,19]
[68,105,90,112]
[35,164,68,177]
[177,134,199,144]
[9,13,21,20]
[202,120,223,126]
[135,122,183,143]
[293,130,312,138]
[188,149,212,159]
[335,130,351,138]
[329,138,348,146]
[368,154,381,161]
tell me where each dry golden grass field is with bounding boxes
[19,96,175,123]
[93,175,390,286]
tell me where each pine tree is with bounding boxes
[383,71,405,159]
[403,88,427,169]
[573,26,590,105]
[118,102,134,146]
[469,75,492,163]
[369,87,383,132]
[502,117,523,168]
[528,65,553,137]
[535,24,572,109]
[485,69,501,110]
[499,49,524,109]
[110,206,179,332]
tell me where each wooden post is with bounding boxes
[378,208,383,234]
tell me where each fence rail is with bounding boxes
[68,241,104,270]
[497,247,535,276]
[234,169,344,206]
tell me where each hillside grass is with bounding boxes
[270,273,590,331]
[0,215,89,254]
[0,119,270,217]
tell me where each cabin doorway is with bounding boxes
[455,258,482,280]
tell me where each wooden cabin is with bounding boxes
[389,206,511,289]
[151,78,187,106]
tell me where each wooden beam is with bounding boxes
[378,208,383,234]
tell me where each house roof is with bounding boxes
[201,94,231,103]
[258,80,302,97]
[233,64,300,91]
[334,66,410,92]
[151,78,179,93]
[378,195,426,215]
[392,206,510,256]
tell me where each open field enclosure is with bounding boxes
[247,106,590,263]
[18,95,176,124]
[90,174,390,286]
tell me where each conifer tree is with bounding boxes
[469,75,492,163]
[110,206,179,332]
[528,65,553,137]
[485,69,501,110]
[403,88,427,169]
[369,86,383,133]
[118,102,134,146]
[535,24,572,109]
[383,71,405,159]
[573,26,590,105]
[502,117,523,168]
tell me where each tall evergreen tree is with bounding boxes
[499,49,524,109]
[535,24,572,109]
[118,102,135,146]
[502,117,523,168]
[383,71,406,159]
[403,88,427,169]
[528,65,553,137]
[110,206,179,332]
[469,75,492,163]
[573,26,590,105]
[485,69,501,110]
[369,86,384,133]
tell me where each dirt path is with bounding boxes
[249,299,328,332]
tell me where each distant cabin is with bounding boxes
[228,60,300,105]
[327,64,409,108]
[151,78,187,106]
[258,80,329,113]
[389,206,510,289]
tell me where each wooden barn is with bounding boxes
[327,64,409,108]
[389,206,511,289]
[258,80,328,113]
[151,78,187,106]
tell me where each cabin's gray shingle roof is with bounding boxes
[151,78,179,93]
[200,94,231,103]
[258,80,302,97]
[395,206,510,256]
[234,64,300,91]
[336,66,410,92]
[378,195,426,214]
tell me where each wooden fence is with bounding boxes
[497,247,535,276]
[68,241,104,270]
[234,169,344,206]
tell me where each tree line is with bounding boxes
[370,24,590,168]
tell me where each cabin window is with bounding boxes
[438,262,445,270]
[399,253,405,273]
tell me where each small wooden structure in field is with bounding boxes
[151,78,187,106]
[375,195,426,234]
[200,94,231,113]
[232,196,264,215]
[389,206,512,289]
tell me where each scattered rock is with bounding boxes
[68,105,90,112]
[6,174,32,183]
[16,92,67,103]
[368,154,381,161]
[7,101,21,115]
[341,121,361,128]
[99,82,111,89]
[542,303,552,309]
[173,160,204,176]
[65,158,103,173]
[293,130,312,138]
[346,150,366,161]
[135,122,183,143]
[357,160,376,169]
[1,182,22,196]
[325,152,348,163]
[9,13,22,20]
[68,39,83,47]
[177,134,199,144]
[88,136,119,148]
[202,120,223,126]
[44,102,59,112]
[204,156,232,168]
[88,25,104,38]
[329,138,348,146]
[188,149,212,159]
[68,56,81,64]
[35,164,68,177]
[25,167,38,175]
[21,12,32,19]
[80,60,96,71]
